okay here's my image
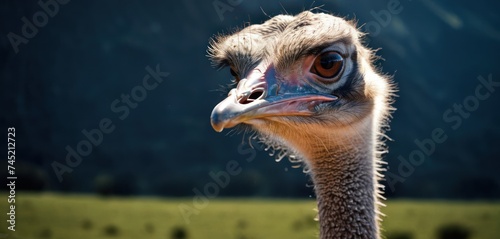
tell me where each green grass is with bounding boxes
[0,193,499,239]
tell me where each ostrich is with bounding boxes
[208,11,394,239]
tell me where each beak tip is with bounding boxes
[211,123,224,132]
[210,98,240,132]
[210,110,227,132]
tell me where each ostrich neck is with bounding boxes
[302,118,380,239]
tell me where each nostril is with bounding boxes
[238,89,264,104]
[248,90,263,100]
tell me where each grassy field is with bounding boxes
[0,193,499,239]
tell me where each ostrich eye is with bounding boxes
[310,51,344,79]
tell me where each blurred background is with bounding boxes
[1,0,499,199]
[0,0,499,238]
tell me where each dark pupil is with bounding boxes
[320,53,341,69]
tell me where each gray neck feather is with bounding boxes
[306,123,380,239]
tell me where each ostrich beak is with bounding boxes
[210,65,338,132]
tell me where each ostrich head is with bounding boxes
[209,11,394,239]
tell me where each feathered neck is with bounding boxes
[261,113,383,239]
[303,115,382,239]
